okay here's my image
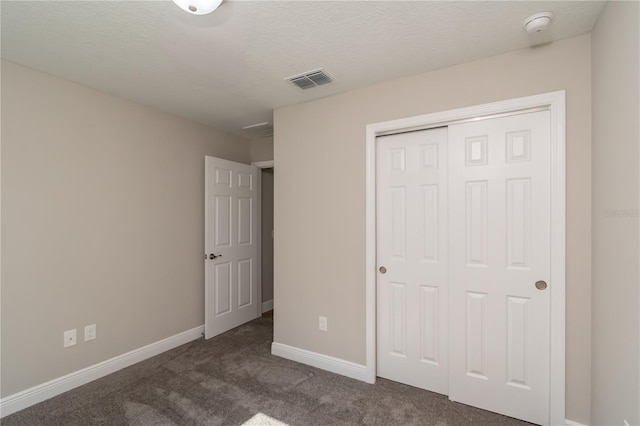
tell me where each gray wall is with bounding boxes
[251,137,274,163]
[274,35,592,423]
[591,2,640,425]
[1,60,251,397]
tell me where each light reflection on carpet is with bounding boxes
[242,412,290,425]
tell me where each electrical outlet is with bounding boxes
[63,329,77,348]
[319,316,328,331]
[84,324,96,342]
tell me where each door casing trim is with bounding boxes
[365,91,566,425]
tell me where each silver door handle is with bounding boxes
[379,266,387,274]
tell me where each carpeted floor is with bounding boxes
[2,313,532,426]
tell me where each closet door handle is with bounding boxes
[535,280,547,290]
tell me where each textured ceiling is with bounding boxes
[1,1,606,137]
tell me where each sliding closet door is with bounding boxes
[448,111,551,425]
[376,127,449,395]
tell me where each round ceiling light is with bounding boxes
[523,12,554,34]
[172,0,223,15]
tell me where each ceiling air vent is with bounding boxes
[286,69,333,90]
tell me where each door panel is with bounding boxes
[376,127,449,395]
[237,197,252,245]
[205,156,259,339]
[215,262,232,315]
[215,195,232,248]
[448,111,551,425]
[420,285,439,363]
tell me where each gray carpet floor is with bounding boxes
[2,313,532,426]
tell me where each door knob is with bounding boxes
[535,280,547,290]
[209,253,222,260]
[379,266,387,274]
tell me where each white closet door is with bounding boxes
[448,111,551,425]
[376,127,449,395]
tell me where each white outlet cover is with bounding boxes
[63,329,77,348]
[84,324,96,342]
[319,316,328,331]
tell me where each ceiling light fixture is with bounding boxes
[172,0,223,15]
[523,12,554,34]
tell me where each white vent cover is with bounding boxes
[286,69,333,90]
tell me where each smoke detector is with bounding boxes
[523,12,554,34]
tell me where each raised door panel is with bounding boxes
[390,282,407,357]
[237,197,253,246]
[507,296,530,389]
[465,181,488,266]
[237,259,252,308]
[390,187,407,260]
[506,179,531,269]
[421,185,439,262]
[420,286,439,364]
[215,196,232,248]
[214,262,232,316]
[465,292,488,380]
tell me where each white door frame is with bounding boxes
[365,91,566,425]
[253,160,275,317]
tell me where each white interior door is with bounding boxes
[448,111,551,425]
[376,127,449,395]
[205,156,259,339]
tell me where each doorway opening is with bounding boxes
[254,161,275,318]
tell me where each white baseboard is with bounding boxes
[565,420,589,426]
[262,299,274,313]
[2,329,579,423]
[0,325,204,418]
[271,342,368,382]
